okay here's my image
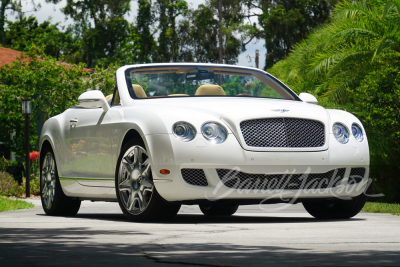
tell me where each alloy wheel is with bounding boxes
[118,145,154,215]
[41,152,56,209]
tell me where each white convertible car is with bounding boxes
[39,63,369,221]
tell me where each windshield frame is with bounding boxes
[124,64,301,101]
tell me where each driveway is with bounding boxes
[0,199,399,266]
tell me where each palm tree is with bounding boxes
[269,0,400,101]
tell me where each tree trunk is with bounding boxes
[0,0,9,47]
[218,0,223,64]
[218,0,223,85]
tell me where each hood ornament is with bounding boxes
[271,109,289,113]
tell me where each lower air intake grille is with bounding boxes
[240,118,325,148]
[181,169,208,186]
[349,168,366,184]
[217,168,346,190]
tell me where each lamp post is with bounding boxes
[246,49,260,69]
[22,99,31,198]
[255,49,259,69]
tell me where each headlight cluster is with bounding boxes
[333,123,364,144]
[172,121,228,144]
[351,124,364,142]
[172,122,196,142]
[201,122,227,144]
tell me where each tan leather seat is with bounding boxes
[168,94,189,97]
[105,94,113,105]
[133,84,147,98]
[195,84,226,96]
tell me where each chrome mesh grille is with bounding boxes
[216,168,345,190]
[240,118,325,148]
[181,169,208,186]
[348,168,366,184]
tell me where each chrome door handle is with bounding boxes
[70,119,78,127]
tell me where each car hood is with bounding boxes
[134,97,330,151]
[135,97,326,118]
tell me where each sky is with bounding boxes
[6,0,266,69]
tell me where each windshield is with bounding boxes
[125,65,299,100]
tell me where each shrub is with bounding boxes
[0,172,25,197]
[0,47,117,158]
[350,53,400,203]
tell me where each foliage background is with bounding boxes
[268,0,400,203]
[0,0,399,202]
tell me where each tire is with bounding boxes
[303,194,367,219]
[199,203,239,216]
[40,146,81,216]
[115,139,181,222]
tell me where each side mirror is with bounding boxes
[299,92,318,104]
[78,90,110,112]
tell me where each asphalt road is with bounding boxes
[0,199,399,266]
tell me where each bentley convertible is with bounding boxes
[39,63,369,221]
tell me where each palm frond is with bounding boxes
[383,0,400,19]
[327,50,374,77]
[372,36,400,61]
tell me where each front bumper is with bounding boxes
[145,133,370,202]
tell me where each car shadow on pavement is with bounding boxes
[65,213,365,224]
[0,226,397,266]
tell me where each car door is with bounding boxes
[65,104,114,187]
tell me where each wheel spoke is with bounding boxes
[119,178,131,191]
[42,185,48,198]
[142,158,149,167]
[133,147,142,168]
[50,186,54,201]
[43,156,48,172]
[47,154,52,170]
[51,158,55,172]
[122,156,134,173]
[141,164,151,179]
[127,192,135,211]
[142,193,149,208]
[41,173,46,185]
[47,188,52,204]
[135,193,143,210]
[141,177,153,189]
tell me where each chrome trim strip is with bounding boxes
[59,177,114,181]
[153,179,173,183]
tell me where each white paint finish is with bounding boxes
[39,63,370,202]
[299,92,318,103]
[78,90,110,112]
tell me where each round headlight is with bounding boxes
[332,123,349,144]
[351,124,364,142]
[172,122,196,142]
[201,122,227,144]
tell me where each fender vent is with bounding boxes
[349,168,366,184]
[181,169,208,186]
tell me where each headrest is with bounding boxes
[132,84,147,98]
[195,84,226,96]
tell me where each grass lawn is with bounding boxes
[0,197,34,212]
[362,202,400,216]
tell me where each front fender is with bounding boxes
[326,109,370,165]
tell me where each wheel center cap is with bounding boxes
[131,170,141,189]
